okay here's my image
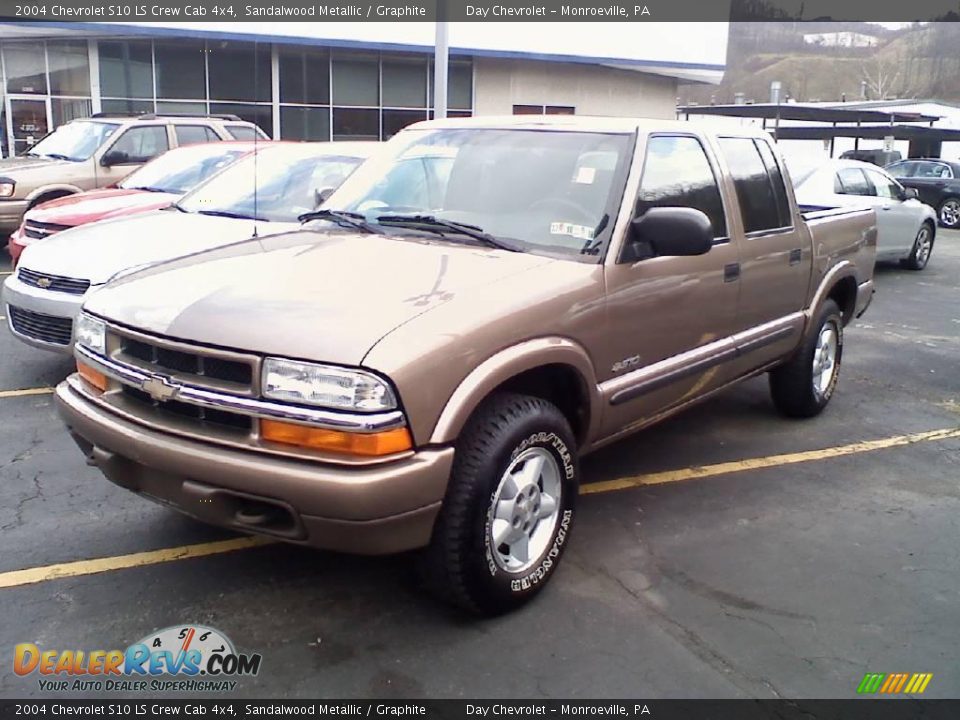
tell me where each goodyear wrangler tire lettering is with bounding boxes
[418,393,580,615]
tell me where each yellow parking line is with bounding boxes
[0,387,54,399]
[582,426,960,494]
[0,536,275,589]
[0,426,958,589]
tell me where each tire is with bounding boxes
[938,197,960,229]
[769,299,843,418]
[902,222,934,271]
[419,392,579,615]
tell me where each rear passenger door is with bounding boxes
[174,125,222,146]
[717,137,808,331]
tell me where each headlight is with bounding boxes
[0,180,15,198]
[262,358,397,411]
[75,313,106,355]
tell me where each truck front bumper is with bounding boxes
[55,378,454,555]
[0,199,28,234]
[2,272,85,353]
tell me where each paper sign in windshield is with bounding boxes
[550,222,594,240]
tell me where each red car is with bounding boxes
[7,141,261,266]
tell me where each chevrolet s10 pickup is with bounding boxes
[55,117,877,614]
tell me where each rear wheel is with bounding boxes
[938,197,960,229]
[419,393,579,615]
[902,222,934,270]
[769,299,843,418]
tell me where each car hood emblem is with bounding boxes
[36,277,52,288]
[141,375,179,402]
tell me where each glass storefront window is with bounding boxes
[4,43,47,95]
[280,106,330,141]
[332,54,379,107]
[208,42,271,102]
[382,57,427,108]
[383,109,427,138]
[157,100,207,115]
[47,41,90,96]
[429,60,473,110]
[332,107,379,140]
[101,98,154,115]
[279,47,329,105]
[99,41,153,98]
[155,40,205,100]
[52,98,93,127]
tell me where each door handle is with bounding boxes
[723,262,740,282]
[788,248,802,265]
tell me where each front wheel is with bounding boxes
[419,393,579,615]
[769,299,843,418]
[938,197,960,229]
[902,222,934,270]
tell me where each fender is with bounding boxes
[804,260,856,331]
[25,184,83,206]
[429,337,602,446]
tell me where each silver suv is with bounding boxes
[0,113,268,235]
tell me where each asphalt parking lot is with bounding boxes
[1,233,958,700]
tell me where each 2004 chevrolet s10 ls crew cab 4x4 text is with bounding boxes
[55,116,877,614]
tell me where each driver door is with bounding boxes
[599,133,741,437]
[94,124,172,187]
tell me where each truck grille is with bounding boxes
[23,220,71,240]
[118,336,254,387]
[18,267,91,295]
[8,305,73,345]
[120,385,253,433]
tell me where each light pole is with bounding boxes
[434,2,449,120]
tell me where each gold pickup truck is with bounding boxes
[55,117,877,614]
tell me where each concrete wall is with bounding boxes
[473,57,678,119]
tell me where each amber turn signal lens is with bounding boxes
[77,361,108,392]
[260,419,413,457]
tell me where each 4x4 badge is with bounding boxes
[141,375,179,402]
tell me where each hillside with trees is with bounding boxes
[680,23,960,105]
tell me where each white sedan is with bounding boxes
[792,158,937,270]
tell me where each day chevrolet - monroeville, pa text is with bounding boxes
[55,116,877,614]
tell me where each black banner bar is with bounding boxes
[0,0,959,23]
[2,701,960,720]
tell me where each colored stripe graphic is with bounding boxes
[858,672,932,694]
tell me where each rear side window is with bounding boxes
[717,137,787,234]
[175,125,221,145]
[865,169,901,199]
[225,125,263,141]
[835,168,873,196]
[636,135,727,238]
[754,140,792,227]
[915,162,953,179]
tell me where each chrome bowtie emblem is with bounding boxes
[35,277,52,288]
[141,375,179,402]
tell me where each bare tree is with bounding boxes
[860,55,914,100]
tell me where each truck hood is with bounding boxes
[27,188,176,227]
[17,210,294,285]
[0,155,69,173]
[84,231,554,366]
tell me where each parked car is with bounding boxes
[55,117,877,614]
[0,113,268,237]
[7,141,261,267]
[793,159,936,270]
[839,149,902,166]
[3,141,376,353]
[886,158,960,229]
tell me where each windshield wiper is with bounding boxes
[375,214,521,252]
[298,209,379,234]
[197,209,266,221]
[128,185,172,193]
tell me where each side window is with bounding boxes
[717,137,784,234]
[886,161,916,179]
[225,125,261,141]
[175,125,221,146]
[866,170,901,199]
[754,139,792,228]
[635,135,727,238]
[108,126,169,163]
[835,168,873,196]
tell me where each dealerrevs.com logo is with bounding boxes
[14,625,262,693]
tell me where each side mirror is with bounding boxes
[100,150,129,167]
[625,207,714,261]
[314,186,336,208]
[902,187,919,200]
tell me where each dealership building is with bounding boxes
[0,21,726,156]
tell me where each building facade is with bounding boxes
[0,22,727,157]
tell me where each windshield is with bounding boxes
[28,121,119,161]
[177,146,364,222]
[328,128,632,259]
[120,145,249,194]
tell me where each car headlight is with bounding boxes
[75,313,106,355]
[0,179,15,198]
[262,358,397,411]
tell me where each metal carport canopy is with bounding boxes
[773,125,960,141]
[677,103,940,124]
